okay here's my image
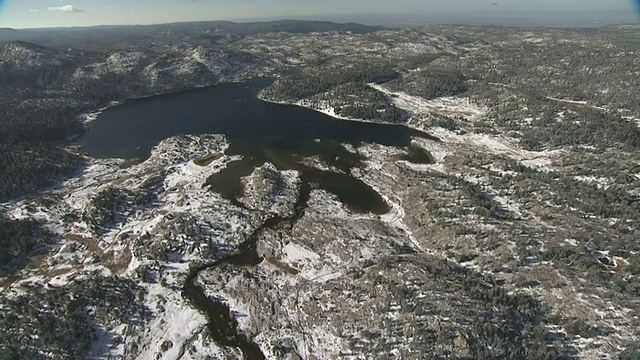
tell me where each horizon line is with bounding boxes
[3,10,638,31]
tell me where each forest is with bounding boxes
[264,61,398,101]
[261,59,410,122]
[0,215,51,276]
[0,277,147,359]
[384,66,468,100]
[0,103,87,201]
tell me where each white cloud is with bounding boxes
[48,5,85,13]
[29,9,40,13]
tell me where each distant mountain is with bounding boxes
[0,41,102,91]
[1,20,385,50]
[135,19,384,35]
[209,19,385,34]
[0,37,267,100]
[0,28,27,44]
[1,40,70,67]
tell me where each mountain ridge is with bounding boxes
[0,20,385,50]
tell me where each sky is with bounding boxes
[0,0,638,29]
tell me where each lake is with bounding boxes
[79,78,435,213]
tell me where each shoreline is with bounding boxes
[256,90,412,127]
[79,77,409,128]
[257,91,441,144]
[74,78,440,163]
[72,78,259,157]
[77,76,264,126]
[78,101,122,125]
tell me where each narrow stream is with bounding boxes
[182,181,312,359]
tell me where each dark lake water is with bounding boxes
[79,78,435,213]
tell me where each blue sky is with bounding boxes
[0,0,637,28]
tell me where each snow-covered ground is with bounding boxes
[239,162,301,217]
[369,82,564,171]
[369,83,488,123]
[258,92,378,124]
[1,134,262,359]
[2,77,636,358]
[135,265,225,360]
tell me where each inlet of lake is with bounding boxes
[78,78,435,214]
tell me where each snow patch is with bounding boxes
[370,83,488,123]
